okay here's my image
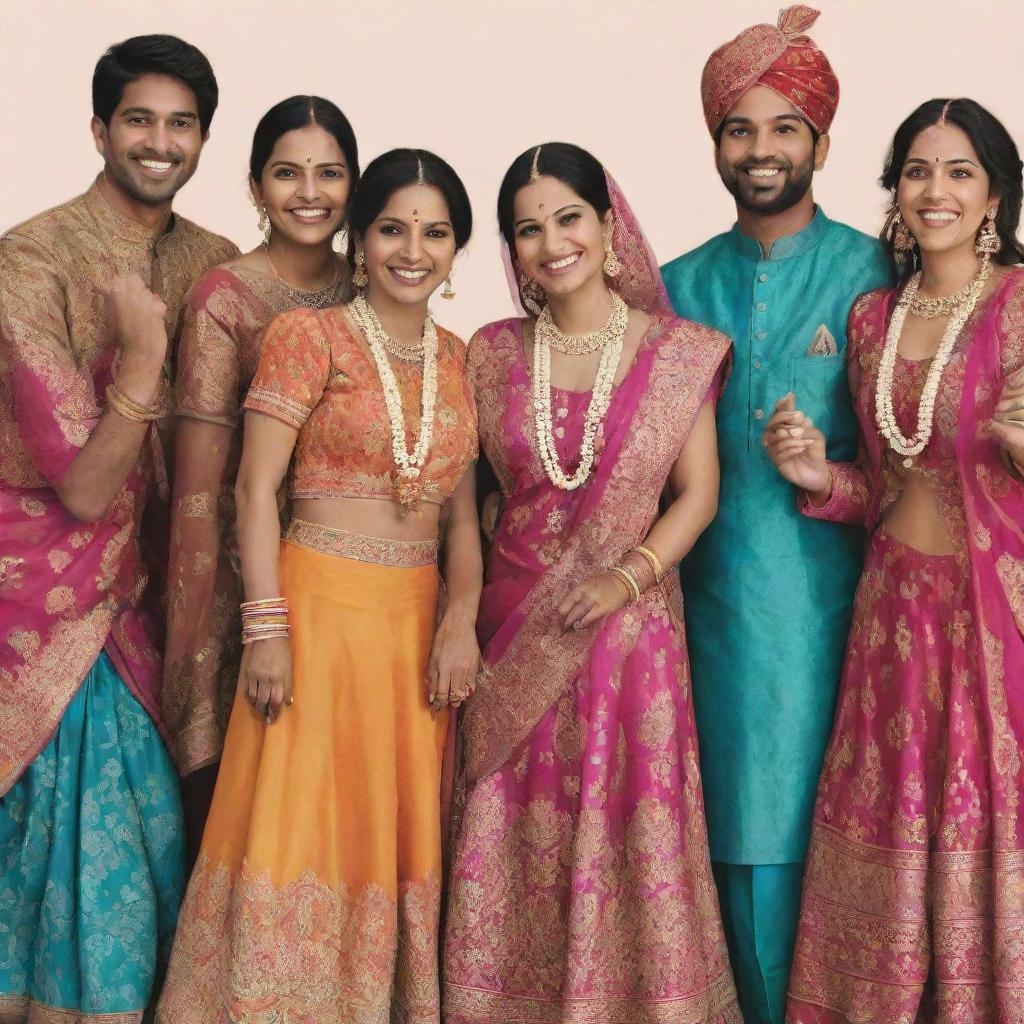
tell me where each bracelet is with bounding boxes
[105,382,163,423]
[241,597,289,644]
[631,545,665,584]
[608,564,641,604]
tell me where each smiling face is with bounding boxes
[512,175,608,300]
[359,184,456,308]
[252,124,351,248]
[898,122,995,259]
[716,85,827,216]
[91,73,205,206]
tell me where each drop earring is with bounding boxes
[353,250,368,290]
[602,223,622,277]
[976,207,1001,256]
[441,275,456,300]
[890,208,916,266]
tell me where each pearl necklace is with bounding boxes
[532,293,628,490]
[536,293,626,354]
[875,255,990,468]
[348,295,438,510]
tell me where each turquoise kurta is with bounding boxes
[661,208,891,864]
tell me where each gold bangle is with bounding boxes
[608,565,640,604]
[105,383,161,422]
[632,545,665,583]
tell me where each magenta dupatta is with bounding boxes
[0,344,165,796]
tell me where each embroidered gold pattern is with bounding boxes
[285,518,438,568]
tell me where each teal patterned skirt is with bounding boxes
[0,651,184,1021]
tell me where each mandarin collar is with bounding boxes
[85,175,176,249]
[727,206,830,262]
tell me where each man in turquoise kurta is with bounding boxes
[660,8,891,1023]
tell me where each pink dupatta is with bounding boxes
[0,343,165,796]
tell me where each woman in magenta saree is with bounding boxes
[764,99,1024,1022]
[443,143,740,1024]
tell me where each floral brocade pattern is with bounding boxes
[243,304,477,507]
[164,266,308,775]
[156,855,442,1024]
[787,275,1024,1023]
[0,654,184,1022]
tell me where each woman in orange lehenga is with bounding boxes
[157,148,481,1023]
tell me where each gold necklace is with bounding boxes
[536,294,625,354]
[263,243,343,310]
[909,264,987,319]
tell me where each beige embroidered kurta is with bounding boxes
[0,177,237,792]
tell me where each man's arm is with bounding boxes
[1,235,169,521]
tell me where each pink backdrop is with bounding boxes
[1,0,1021,338]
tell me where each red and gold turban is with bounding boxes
[701,5,839,137]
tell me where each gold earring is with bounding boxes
[441,275,456,300]
[890,208,916,266]
[976,207,1001,256]
[353,250,368,290]
[602,224,622,277]
[257,204,271,244]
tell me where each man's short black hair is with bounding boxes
[92,34,219,134]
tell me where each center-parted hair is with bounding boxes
[92,34,219,134]
[882,98,1024,275]
[249,96,360,193]
[497,143,611,250]
[347,149,473,254]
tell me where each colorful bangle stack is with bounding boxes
[241,597,290,645]
[105,382,164,423]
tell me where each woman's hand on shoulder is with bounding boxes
[427,609,481,714]
[763,393,831,495]
[559,571,631,634]
[238,634,293,724]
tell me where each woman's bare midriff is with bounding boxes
[292,495,442,542]
[879,475,956,554]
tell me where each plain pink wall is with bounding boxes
[2,0,1021,337]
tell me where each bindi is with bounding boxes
[306,156,312,164]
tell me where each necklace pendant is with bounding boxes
[903,456,914,469]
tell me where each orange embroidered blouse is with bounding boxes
[244,305,477,506]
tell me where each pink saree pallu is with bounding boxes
[787,273,1024,1023]
[443,307,740,1024]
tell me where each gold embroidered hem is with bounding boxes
[0,995,142,1023]
[284,518,438,567]
[445,970,742,1024]
[157,856,442,1024]
[787,822,1024,1023]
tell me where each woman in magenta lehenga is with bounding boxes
[443,143,740,1024]
[764,99,1024,1023]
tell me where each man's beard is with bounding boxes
[720,156,814,216]
[105,151,190,207]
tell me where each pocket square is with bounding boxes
[807,324,838,356]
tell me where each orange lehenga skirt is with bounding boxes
[157,520,447,1024]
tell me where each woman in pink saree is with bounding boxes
[764,99,1024,1022]
[443,143,740,1024]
